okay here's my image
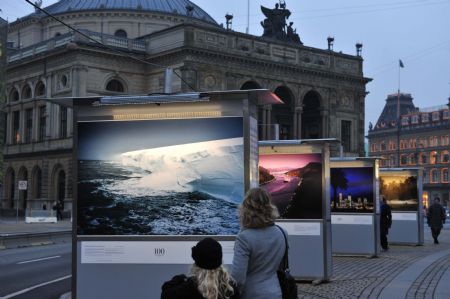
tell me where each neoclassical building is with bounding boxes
[3,0,370,215]
[368,93,450,208]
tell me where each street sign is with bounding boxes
[18,180,28,190]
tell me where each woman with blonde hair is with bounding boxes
[161,237,239,299]
[231,187,286,299]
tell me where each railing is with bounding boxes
[7,30,147,63]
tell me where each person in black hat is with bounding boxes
[161,238,240,299]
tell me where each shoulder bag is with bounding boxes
[275,225,298,299]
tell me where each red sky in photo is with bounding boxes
[260,154,321,170]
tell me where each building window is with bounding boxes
[22,85,32,99]
[443,110,449,120]
[106,79,125,93]
[35,81,45,97]
[60,75,68,88]
[409,139,416,148]
[423,170,428,183]
[9,89,19,102]
[341,120,351,152]
[370,143,377,152]
[421,153,428,164]
[389,140,396,150]
[431,169,439,183]
[432,112,440,121]
[411,115,419,124]
[54,32,61,37]
[25,108,33,143]
[390,155,395,167]
[380,142,386,151]
[114,29,128,38]
[13,111,20,144]
[39,106,46,141]
[60,106,67,138]
[401,116,409,126]
[430,151,438,164]
[400,154,408,165]
[410,153,418,165]
[442,150,449,163]
[443,169,449,183]
[422,113,429,123]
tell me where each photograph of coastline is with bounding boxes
[379,175,418,211]
[77,117,244,235]
[259,153,323,219]
[330,167,374,213]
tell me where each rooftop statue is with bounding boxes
[260,1,302,44]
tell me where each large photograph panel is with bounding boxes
[379,175,418,211]
[77,117,244,235]
[330,167,374,213]
[259,153,323,219]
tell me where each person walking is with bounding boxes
[161,237,239,299]
[380,196,392,251]
[427,197,446,244]
[231,188,286,299]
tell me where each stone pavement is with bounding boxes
[297,226,450,299]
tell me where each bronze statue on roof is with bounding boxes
[260,1,302,44]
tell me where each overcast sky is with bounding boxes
[2,0,450,134]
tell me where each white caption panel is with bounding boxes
[81,241,235,264]
[275,222,321,236]
[331,215,373,225]
[392,213,417,221]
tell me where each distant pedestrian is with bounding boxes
[54,201,63,220]
[427,197,446,244]
[161,237,239,299]
[380,196,392,251]
[231,188,285,299]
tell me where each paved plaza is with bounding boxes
[298,226,450,299]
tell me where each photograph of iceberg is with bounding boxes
[259,154,323,219]
[77,117,244,235]
[379,175,418,211]
[330,167,374,213]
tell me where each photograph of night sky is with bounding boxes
[77,117,244,236]
[259,153,323,219]
[330,167,374,213]
[379,175,418,211]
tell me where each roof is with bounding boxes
[23,0,217,25]
[371,93,417,131]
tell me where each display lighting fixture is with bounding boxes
[112,111,222,120]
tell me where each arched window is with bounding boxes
[35,81,46,97]
[22,85,32,99]
[32,166,42,199]
[57,170,66,209]
[114,29,128,38]
[106,79,125,93]
[9,88,20,102]
[442,169,448,183]
[5,168,15,208]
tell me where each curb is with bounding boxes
[0,231,72,249]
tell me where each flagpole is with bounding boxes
[397,61,401,166]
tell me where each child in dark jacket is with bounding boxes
[161,238,239,299]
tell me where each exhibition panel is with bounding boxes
[379,168,424,245]
[259,140,335,282]
[330,158,380,257]
[67,90,282,299]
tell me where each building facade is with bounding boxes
[3,0,370,215]
[0,17,7,180]
[368,93,450,209]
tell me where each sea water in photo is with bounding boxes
[77,118,244,235]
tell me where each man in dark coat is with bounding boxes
[380,196,392,251]
[427,197,446,244]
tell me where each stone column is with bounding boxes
[261,106,267,140]
[295,106,303,139]
[321,108,329,138]
[267,106,272,140]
